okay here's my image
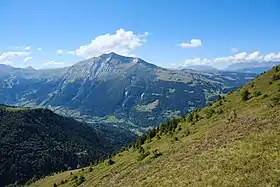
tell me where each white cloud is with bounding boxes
[67,28,148,58]
[57,49,64,54]
[40,60,65,69]
[67,51,75,55]
[179,39,202,48]
[0,51,31,62]
[37,48,42,51]
[24,46,31,50]
[23,56,32,62]
[184,51,280,66]
[43,60,64,66]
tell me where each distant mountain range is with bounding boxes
[183,61,280,74]
[225,61,280,73]
[0,53,256,135]
[182,65,219,72]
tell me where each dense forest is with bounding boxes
[0,106,110,186]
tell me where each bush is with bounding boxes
[71,175,78,181]
[186,113,193,122]
[138,151,150,161]
[272,73,280,81]
[174,137,179,141]
[53,183,57,187]
[76,176,86,185]
[262,94,268,99]
[228,110,237,123]
[107,159,115,166]
[156,134,161,140]
[254,91,262,97]
[268,93,280,107]
[216,108,223,114]
[204,108,215,119]
[151,149,162,159]
[88,167,93,172]
[241,89,250,101]
[193,113,200,122]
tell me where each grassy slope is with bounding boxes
[30,67,280,187]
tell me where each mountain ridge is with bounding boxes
[0,53,256,135]
[29,65,280,187]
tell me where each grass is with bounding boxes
[135,100,159,112]
[29,66,280,187]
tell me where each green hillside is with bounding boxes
[0,107,112,186]
[29,66,280,187]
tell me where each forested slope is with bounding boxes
[0,106,110,186]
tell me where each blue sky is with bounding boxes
[0,0,280,69]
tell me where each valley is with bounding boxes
[29,65,280,186]
[0,53,256,135]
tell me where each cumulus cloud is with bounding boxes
[184,51,280,66]
[67,28,148,58]
[24,46,31,50]
[179,39,202,48]
[0,51,31,62]
[37,48,42,51]
[23,56,32,62]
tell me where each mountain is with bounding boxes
[0,105,116,186]
[226,61,280,73]
[183,65,218,72]
[0,53,256,134]
[30,65,280,186]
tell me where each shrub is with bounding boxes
[193,113,200,122]
[228,110,237,123]
[174,137,178,141]
[156,134,161,140]
[272,73,280,81]
[76,176,86,185]
[107,159,115,166]
[216,108,223,114]
[151,149,162,159]
[88,167,93,172]
[268,93,280,107]
[120,147,126,152]
[53,183,57,187]
[262,94,268,99]
[204,108,215,119]
[71,175,78,181]
[186,113,193,122]
[138,151,150,161]
[254,91,262,97]
[241,89,250,101]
